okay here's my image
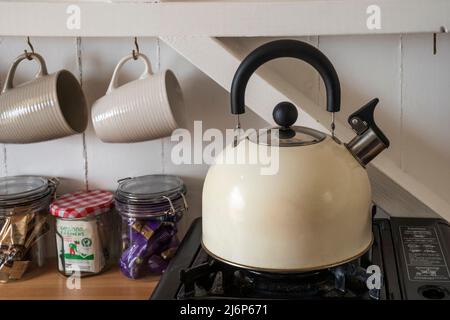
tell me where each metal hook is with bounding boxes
[132,37,139,60]
[433,26,448,55]
[24,36,35,60]
[433,33,437,55]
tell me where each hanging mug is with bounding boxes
[91,53,185,143]
[0,52,88,143]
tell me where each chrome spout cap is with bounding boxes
[345,98,390,166]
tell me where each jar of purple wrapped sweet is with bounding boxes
[115,175,187,279]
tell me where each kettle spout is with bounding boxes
[345,98,390,166]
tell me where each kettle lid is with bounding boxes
[247,102,326,147]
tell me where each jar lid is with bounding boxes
[50,190,113,218]
[116,193,188,219]
[116,175,186,205]
[0,176,54,206]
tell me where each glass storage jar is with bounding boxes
[115,175,187,279]
[0,176,57,283]
[50,190,115,277]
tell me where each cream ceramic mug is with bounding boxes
[92,53,185,143]
[0,52,88,143]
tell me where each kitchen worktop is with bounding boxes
[0,260,160,300]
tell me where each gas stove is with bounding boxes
[151,208,450,300]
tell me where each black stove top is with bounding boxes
[151,208,450,300]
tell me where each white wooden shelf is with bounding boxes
[0,0,449,37]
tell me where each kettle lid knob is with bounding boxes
[249,101,326,145]
[273,102,298,128]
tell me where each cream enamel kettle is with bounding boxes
[202,39,390,272]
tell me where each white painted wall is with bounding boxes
[324,34,450,211]
[0,33,449,233]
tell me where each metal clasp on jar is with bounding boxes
[162,192,188,220]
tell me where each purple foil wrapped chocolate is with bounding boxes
[119,233,150,279]
[120,217,180,279]
[158,236,179,259]
[147,254,168,274]
[146,225,176,254]
[120,253,144,279]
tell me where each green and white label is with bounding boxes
[56,219,104,273]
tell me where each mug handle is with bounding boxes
[106,53,153,94]
[1,52,48,94]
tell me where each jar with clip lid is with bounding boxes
[115,175,188,279]
[0,176,57,283]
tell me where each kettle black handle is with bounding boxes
[231,39,341,115]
